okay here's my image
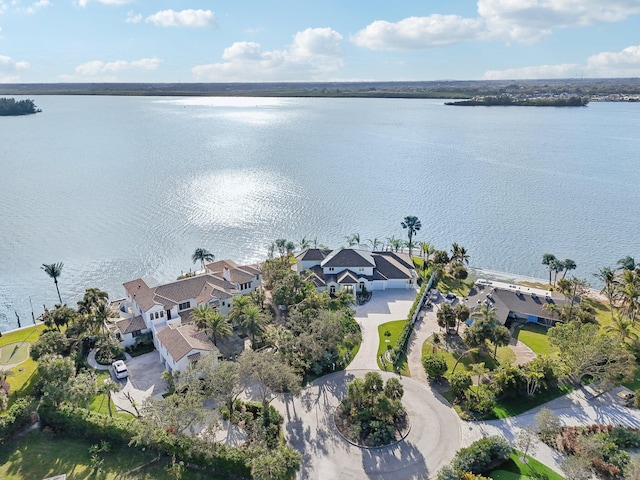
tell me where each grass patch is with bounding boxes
[489,450,564,480]
[377,320,410,376]
[512,323,555,356]
[0,429,226,480]
[623,364,640,391]
[436,275,474,297]
[0,324,47,402]
[0,343,29,365]
[492,383,575,419]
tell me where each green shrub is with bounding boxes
[450,371,472,400]
[422,354,448,380]
[0,398,34,441]
[95,335,125,364]
[610,426,640,448]
[451,436,511,474]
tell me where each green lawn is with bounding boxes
[512,323,555,356]
[377,320,410,376]
[0,430,229,480]
[0,343,29,365]
[0,324,47,402]
[492,383,575,419]
[436,275,475,297]
[489,450,564,479]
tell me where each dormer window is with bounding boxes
[329,267,334,272]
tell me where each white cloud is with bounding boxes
[77,0,133,7]
[353,0,640,50]
[484,44,640,79]
[20,0,52,14]
[0,54,29,81]
[75,57,160,76]
[125,10,141,24]
[478,0,640,42]
[145,9,215,28]
[352,15,484,50]
[192,27,343,81]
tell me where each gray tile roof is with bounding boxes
[337,270,360,284]
[296,248,332,262]
[321,249,375,268]
[463,285,567,325]
[373,253,414,280]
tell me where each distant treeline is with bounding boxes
[0,97,41,116]
[445,95,589,107]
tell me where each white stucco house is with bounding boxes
[295,248,417,294]
[114,259,261,372]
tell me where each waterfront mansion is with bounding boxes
[113,260,260,372]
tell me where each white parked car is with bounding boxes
[112,360,128,379]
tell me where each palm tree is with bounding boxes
[192,248,215,271]
[541,254,557,285]
[492,325,511,358]
[471,362,489,394]
[453,303,470,335]
[206,312,233,347]
[367,238,382,251]
[239,305,268,346]
[619,269,640,322]
[605,313,639,344]
[595,267,618,321]
[93,301,116,336]
[550,259,564,286]
[42,262,64,304]
[77,288,109,315]
[401,216,421,257]
[388,238,403,253]
[541,302,560,326]
[617,256,636,271]
[228,295,251,328]
[436,303,457,334]
[192,304,215,331]
[298,236,310,251]
[561,259,576,279]
[345,233,361,247]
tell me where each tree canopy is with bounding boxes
[0,97,41,116]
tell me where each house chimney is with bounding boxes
[223,266,231,282]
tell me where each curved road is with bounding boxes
[274,370,461,480]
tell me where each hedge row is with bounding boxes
[39,405,251,477]
[392,279,432,367]
[0,398,34,441]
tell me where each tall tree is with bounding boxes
[42,262,64,304]
[541,254,556,285]
[367,237,382,251]
[239,304,268,346]
[436,303,457,334]
[401,216,421,257]
[77,288,109,315]
[561,258,576,279]
[492,325,511,358]
[594,266,619,321]
[453,303,470,335]
[617,255,636,271]
[191,248,215,271]
[297,236,310,251]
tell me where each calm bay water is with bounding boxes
[1,95,639,331]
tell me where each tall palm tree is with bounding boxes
[561,259,576,279]
[239,304,268,346]
[367,238,382,251]
[541,254,557,285]
[619,269,640,322]
[594,267,618,321]
[192,248,215,271]
[453,303,470,335]
[191,304,215,331]
[401,216,421,257]
[42,262,64,304]
[436,303,457,334]
[205,312,233,347]
[298,236,310,251]
[93,301,116,336]
[617,255,636,271]
[228,295,251,327]
[77,288,109,315]
[605,314,639,344]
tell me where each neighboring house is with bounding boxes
[295,248,417,294]
[114,259,260,372]
[463,280,568,326]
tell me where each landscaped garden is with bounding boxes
[377,320,410,375]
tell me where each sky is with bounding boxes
[1,0,640,83]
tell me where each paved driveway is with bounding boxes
[348,289,419,371]
[125,350,168,396]
[274,370,461,480]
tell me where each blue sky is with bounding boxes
[1,0,640,82]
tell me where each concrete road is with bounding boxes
[275,370,461,480]
[348,289,419,371]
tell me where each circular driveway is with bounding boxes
[274,370,461,480]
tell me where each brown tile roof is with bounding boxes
[156,323,217,362]
[116,315,147,334]
[124,278,158,311]
[206,259,239,274]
